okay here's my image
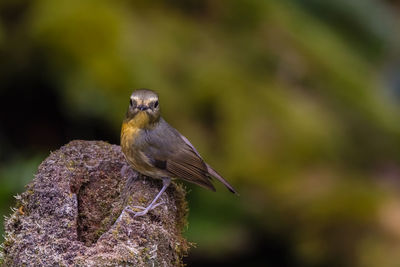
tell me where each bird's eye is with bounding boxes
[130,99,137,107]
[154,101,159,108]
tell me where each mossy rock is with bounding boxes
[1,140,189,266]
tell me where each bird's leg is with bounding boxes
[120,165,130,178]
[115,178,171,223]
[131,177,171,217]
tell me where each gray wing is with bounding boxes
[140,119,216,191]
[140,118,237,194]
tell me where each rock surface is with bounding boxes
[1,140,189,266]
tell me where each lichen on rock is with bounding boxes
[1,140,189,266]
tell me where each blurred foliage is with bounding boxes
[1,0,400,266]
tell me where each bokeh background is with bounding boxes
[1,0,400,266]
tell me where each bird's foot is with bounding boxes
[129,201,165,217]
[115,201,165,222]
[115,177,170,222]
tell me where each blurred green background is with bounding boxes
[1,0,400,266]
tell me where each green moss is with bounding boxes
[94,228,106,239]
[2,141,190,265]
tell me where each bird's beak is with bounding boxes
[137,105,149,111]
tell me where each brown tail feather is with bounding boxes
[179,133,238,195]
[206,163,238,195]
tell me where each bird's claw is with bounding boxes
[131,201,164,211]
[123,201,165,217]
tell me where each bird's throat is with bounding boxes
[130,111,150,129]
[121,112,152,139]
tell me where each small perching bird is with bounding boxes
[120,89,237,217]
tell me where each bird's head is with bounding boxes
[125,89,161,128]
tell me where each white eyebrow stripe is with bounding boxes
[131,96,158,101]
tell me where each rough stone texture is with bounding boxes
[1,140,189,266]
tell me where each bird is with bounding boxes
[120,88,237,217]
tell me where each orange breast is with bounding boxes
[120,118,165,179]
